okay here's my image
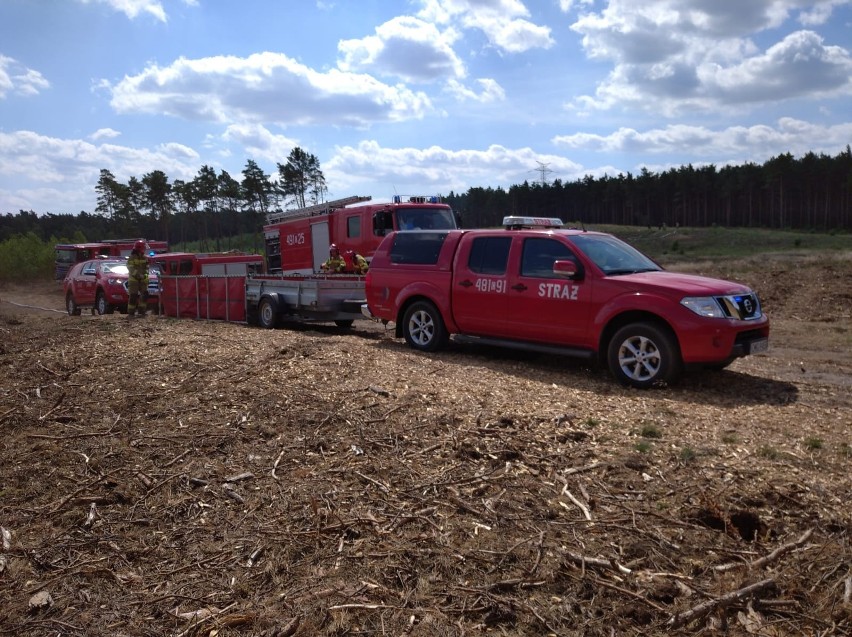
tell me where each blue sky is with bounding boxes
[1,0,851,215]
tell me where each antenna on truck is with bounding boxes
[266,195,372,225]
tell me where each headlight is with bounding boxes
[681,296,725,318]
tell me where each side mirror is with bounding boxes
[553,259,582,280]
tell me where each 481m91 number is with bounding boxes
[474,278,506,293]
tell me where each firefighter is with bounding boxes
[320,244,346,273]
[345,250,369,275]
[127,240,149,318]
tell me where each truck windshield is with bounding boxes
[569,234,661,276]
[56,249,82,264]
[397,208,456,230]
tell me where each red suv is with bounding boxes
[63,258,159,316]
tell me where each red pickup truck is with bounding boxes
[363,217,769,388]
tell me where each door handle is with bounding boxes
[511,284,527,291]
[459,280,473,288]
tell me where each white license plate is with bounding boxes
[749,338,769,354]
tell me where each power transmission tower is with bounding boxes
[534,161,553,187]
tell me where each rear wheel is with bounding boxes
[402,301,447,352]
[257,297,280,329]
[95,290,112,315]
[607,322,680,389]
[66,293,81,316]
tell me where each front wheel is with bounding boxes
[66,293,81,316]
[402,301,447,352]
[257,297,280,329]
[607,322,680,389]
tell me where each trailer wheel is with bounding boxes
[257,297,280,329]
[334,319,354,329]
[607,322,680,389]
[402,301,447,352]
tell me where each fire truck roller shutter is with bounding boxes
[311,221,330,272]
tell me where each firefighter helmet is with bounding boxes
[134,240,147,253]
[329,243,339,255]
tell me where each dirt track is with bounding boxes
[1,255,851,636]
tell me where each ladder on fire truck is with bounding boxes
[266,195,372,225]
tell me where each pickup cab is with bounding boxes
[363,217,769,388]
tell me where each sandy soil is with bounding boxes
[1,255,850,636]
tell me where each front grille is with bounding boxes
[716,293,762,320]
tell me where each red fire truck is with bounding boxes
[54,239,168,279]
[263,195,458,273]
[151,251,265,277]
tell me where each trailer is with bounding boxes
[158,272,365,328]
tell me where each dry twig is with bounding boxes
[713,529,814,572]
[667,578,776,629]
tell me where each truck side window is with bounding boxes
[347,215,361,238]
[521,238,577,278]
[373,211,393,236]
[468,236,511,275]
[179,259,193,275]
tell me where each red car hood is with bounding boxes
[614,270,753,296]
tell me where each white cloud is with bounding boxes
[338,16,465,82]
[1,185,94,214]
[108,52,435,126]
[0,56,50,98]
[0,130,202,212]
[326,140,583,193]
[221,123,299,165]
[558,0,595,11]
[568,1,852,114]
[552,118,852,159]
[700,30,852,103]
[445,78,506,102]
[75,0,197,22]
[417,0,554,53]
[797,0,848,25]
[77,0,168,22]
[90,128,121,140]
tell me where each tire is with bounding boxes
[66,293,81,316]
[334,319,354,329]
[607,322,680,389]
[402,301,447,352]
[257,297,280,329]
[95,290,112,315]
